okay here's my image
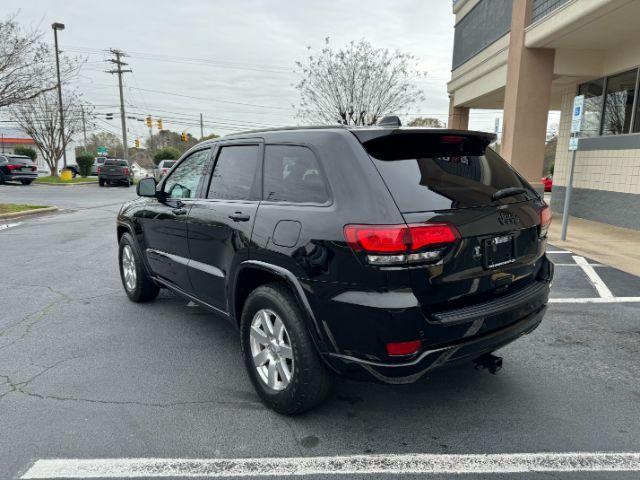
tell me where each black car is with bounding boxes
[98,159,134,187]
[0,154,38,185]
[116,122,553,414]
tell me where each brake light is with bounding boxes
[7,164,21,171]
[387,340,421,356]
[97,166,101,174]
[123,167,129,175]
[162,169,168,175]
[441,135,466,144]
[344,223,458,265]
[539,205,552,238]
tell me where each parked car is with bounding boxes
[91,156,108,176]
[541,175,553,192]
[116,123,553,414]
[153,159,176,180]
[0,154,38,185]
[98,159,134,187]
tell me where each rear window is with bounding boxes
[104,160,128,166]
[162,160,176,168]
[361,133,536,211]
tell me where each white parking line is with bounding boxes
[0,222,21,231]
[573,255,614,298]
[549,297,640,304]
[20,453,640,478]
[546,250,572,253]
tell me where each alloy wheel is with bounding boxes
[249,308,294,391]
[121,245,137,292]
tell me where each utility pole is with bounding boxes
[106,49,132,159]
[52,22,67,169]
[200,113,204,139]
[81,105,87,152]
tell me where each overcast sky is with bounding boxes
[13,0,509,142]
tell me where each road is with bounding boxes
[1,184,640,479]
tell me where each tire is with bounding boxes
[99,179,104,187]
[240,283,332,414]
[124,179,131,187]
[0,171,5,184]
[20,180,33,185]
[118,232,159,302]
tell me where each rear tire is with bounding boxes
[99,179,104,187]
[0,171,5,184]
[240,283,333,414]
[20,180,33,185]
[118,232,159,302]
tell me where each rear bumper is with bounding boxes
[99,175,129,181]
[325,305,546,384]
[6,173,37,181]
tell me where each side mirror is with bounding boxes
[137,177,157,197]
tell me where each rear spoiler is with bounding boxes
[350,129,497,160]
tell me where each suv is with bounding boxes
[0,154,38,185]
[116,124,553,414]
[154,159,176,180]
[98,159,134,187]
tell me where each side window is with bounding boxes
[163,149,211,199]
[263,145,329,204]
[207,145,259,200]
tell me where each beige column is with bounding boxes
[448,96,469,130]
[501,0,554,185]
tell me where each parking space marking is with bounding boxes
[549,297,640,304]
[553,263,605,267]
[21,453,640,478]
[0,222,21,231]
[573,255,614,298]
[546,250,572,253]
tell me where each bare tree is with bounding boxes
[10,90,86,176]
[407,117,444,128]
[0,14,80,108]
[294,38,425,126]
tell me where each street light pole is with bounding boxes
[52,22,67,170]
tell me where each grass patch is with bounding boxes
[0,203,51,214]
[35,176,96,184]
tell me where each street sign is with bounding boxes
[570,95,584,134]
[569,137,579,151]
[97,147,108,155]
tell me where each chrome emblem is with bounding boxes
[498,211,520,226]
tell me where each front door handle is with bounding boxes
[172,208,188,216]
[228,212,251,222]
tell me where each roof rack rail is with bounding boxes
[377,116,402,127]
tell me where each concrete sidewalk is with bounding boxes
[548,214,640,277]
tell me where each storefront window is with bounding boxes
[578,79,604,138]
[601,69,638,135]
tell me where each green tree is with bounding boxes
[153,147,181,165]
[85,132,124,158]
[14,145,37,160]
[147,129,199,155]
[76,152,94,177]
[201,133,220,141]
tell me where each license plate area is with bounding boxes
[483,234,515,269]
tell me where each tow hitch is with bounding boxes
[474,353,503,374]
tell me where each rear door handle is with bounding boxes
[228,212,251,222]
[172,208,188,216]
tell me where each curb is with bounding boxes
[34,181,98,187]
[0,206,59,220]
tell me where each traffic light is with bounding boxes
[134,138,140,148]
[146,116,152,128]
[157,118,163,130]
[181,132,187,142]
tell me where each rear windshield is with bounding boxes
[162,161,176,168]
[105,160,128,166]
[362,133,537,211]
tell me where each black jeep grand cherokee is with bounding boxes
[116,123,553,414]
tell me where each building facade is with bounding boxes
[448,0,640,230]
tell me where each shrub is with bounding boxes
[14,146,37,160]
[153,147,181,165]
[76,153,95,177]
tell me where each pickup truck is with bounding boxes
[98,159,134,187]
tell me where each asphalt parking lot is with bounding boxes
[1,183,640,479]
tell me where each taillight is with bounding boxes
[387,340,421,356]
[344,223,458,265]
[123,167,129,175]
[539,205,552,238]
[7,164,21,171]
[440,135,466,144]
[162,169,168,175]
[97,166,101,174]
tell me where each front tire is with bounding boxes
[118,232,159,302]
[240,283,332,414]
[99,179,104,187]
[21,180,33,185]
